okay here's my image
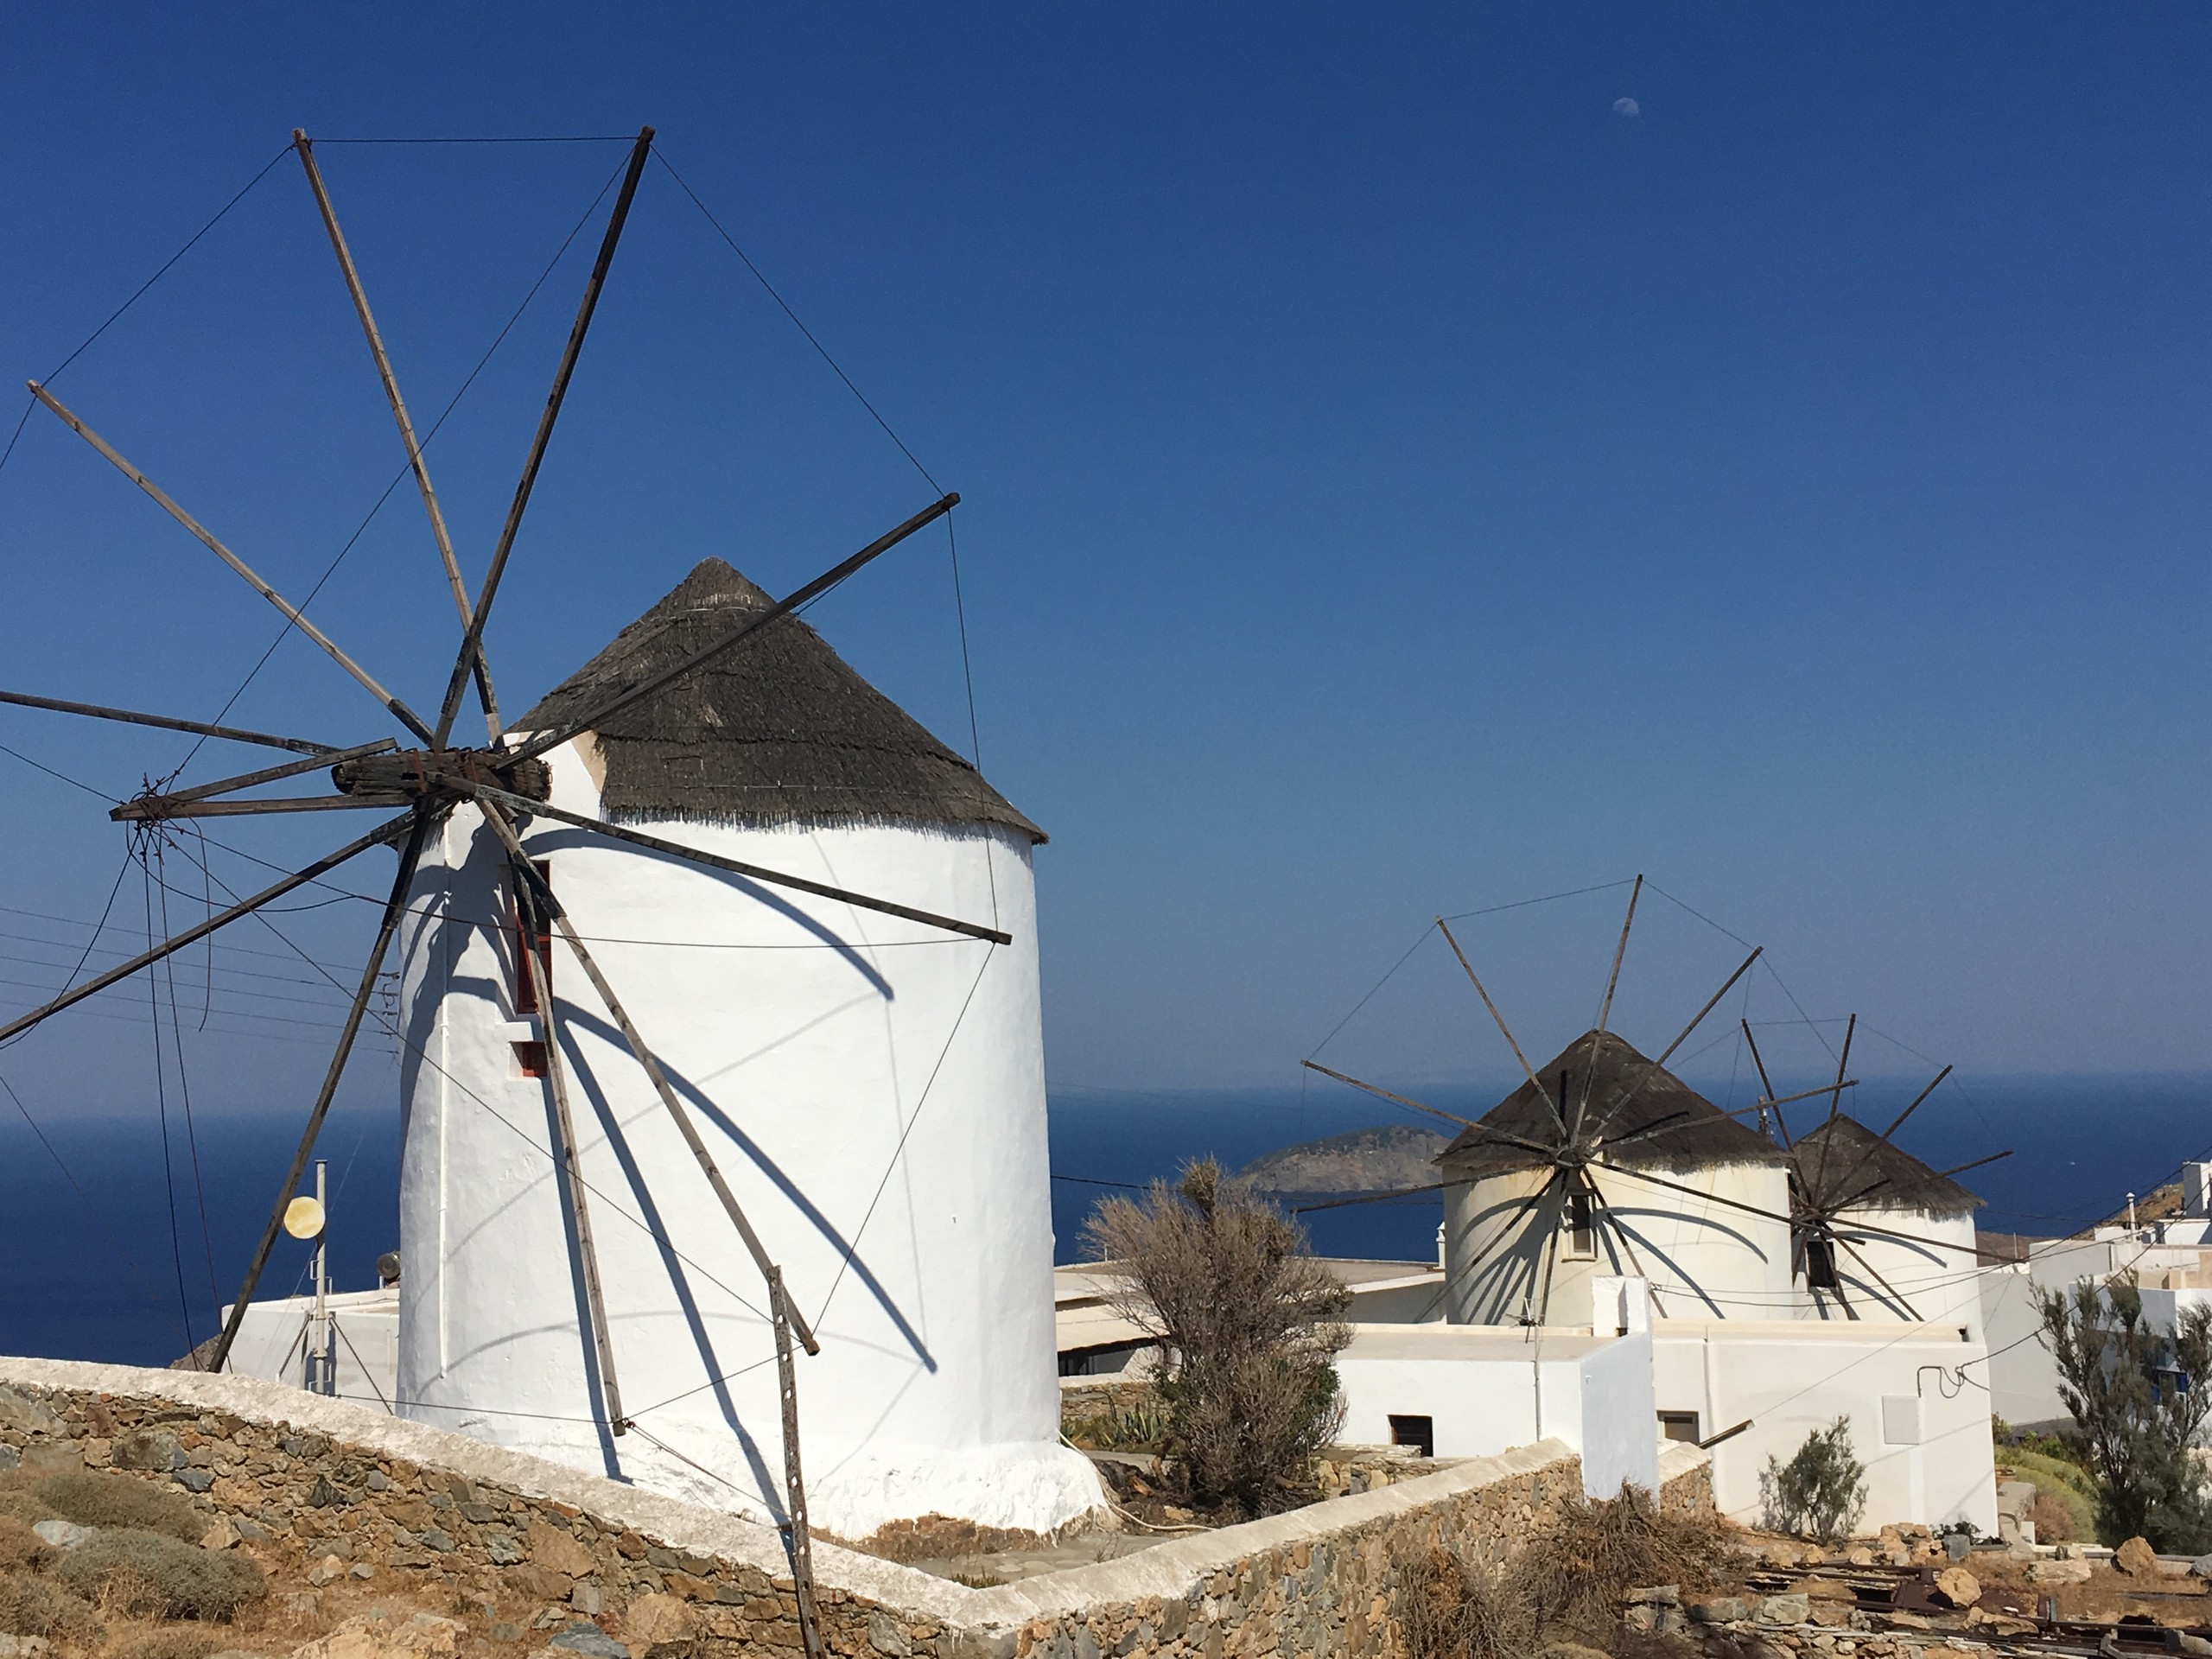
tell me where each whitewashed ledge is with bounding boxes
[0,1356,1612,1654]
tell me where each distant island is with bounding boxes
[1235,1122,1449,1196]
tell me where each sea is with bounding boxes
[0,1074,2204,1370]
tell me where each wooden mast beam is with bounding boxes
[0,812,415,1047]
[0,689,340,755]
[1434,918,1567,1137]
[206,810,434,1372]
[1297,1060,1489,1134]
[292,129,500,740]
[27,383,434,743]
[110,738,395,819]
[434,127,655,747]
[477,800,821,1354]
[1580,947,1762,1145]
[460,781,1008,944]
[1742,1020,1787,1146]
[1573,874,1643,1136]
[503,491,960,767]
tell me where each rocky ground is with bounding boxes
[1641,1525,2212,1657]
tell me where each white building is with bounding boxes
[389,559,1102,1541]
[1421,1032,1997,1534]
[1982,1161,2212,1429]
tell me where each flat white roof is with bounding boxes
[1342,1322,1613,1363]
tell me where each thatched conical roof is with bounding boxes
[1439,1028,1787,1177]
[1790,1115,1982,1217]
[520,559,1043,842]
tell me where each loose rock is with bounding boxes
[1934,1566,1980,1607]
[2116,1535,2160,1577]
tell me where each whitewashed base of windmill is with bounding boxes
[387,784,1103,1541]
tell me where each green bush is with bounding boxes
[0,1568,103,1645]
[2037,1274,2212,1551]
[1760,1417,1868,1541]
[54,1529,265,1621]
[1996,1446,2099,1544]
[1062,1392,1171,1452]
[22,1471,205,1543]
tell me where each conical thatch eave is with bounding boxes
[1792,1115,1983,1218]
[520,558,1044,843]
[1439,1028,1789,1179]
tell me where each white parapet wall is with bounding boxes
[1334,1322,1659,1499]
[1650,1319,1997,1534]
[221,1286,397,1408]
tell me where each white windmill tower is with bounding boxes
[393,556,1103,1541]
[0,127,1100,1653]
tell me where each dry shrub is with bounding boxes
[54,1530,265,1621]
[22,1472,205,1543]
[0,1516,53,1572]
[1084,1159,1350,1517]
[2029,1489,2076,1543]
[846,1514,1060,1564]
[1402,1484,1739,1659]
[0,1567,104,1646]
[0,1490,56,1527]
[108,1627,221,1659]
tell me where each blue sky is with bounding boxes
[0,5,2207,1116]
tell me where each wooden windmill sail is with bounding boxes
[1739,1019,2005,1320]
[0,127,1002,1657]
[1303,878,2007,1328]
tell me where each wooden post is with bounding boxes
[515,859,626,1434]
[772,1269,827,1659]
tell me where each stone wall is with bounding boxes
[0,1357,1709,1658]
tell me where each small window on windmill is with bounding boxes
[1805,1236,1840,1289]
[512,860,554,1015]
[1658,1410,1700,1444]
[1566,1191,1597,1260]
[1389,1414,1434,1458]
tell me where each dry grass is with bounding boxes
[54,1529,266,1622]
[1402,1484,1740,1659]
[0,1567,105,1646]
[0,1490,57,1527]
[846,1513,1064,1564]
[0,1516,54,1573]
[12,1472,207,1545]
[105,1627,221,1659]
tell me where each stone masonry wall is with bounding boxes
[0,1357,1709,1658]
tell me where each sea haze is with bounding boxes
[1,1073,2205,1370]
